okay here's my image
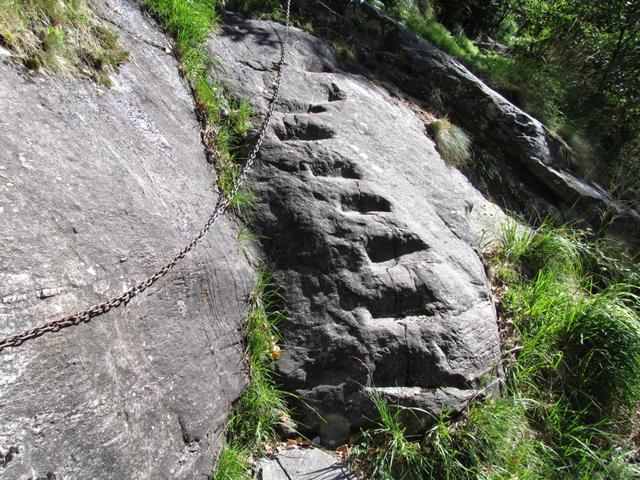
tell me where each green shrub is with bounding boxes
[503,273,640,421]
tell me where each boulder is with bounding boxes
[0,0,253,478]
[208,14,502,445]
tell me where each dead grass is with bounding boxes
[429,117,472,167]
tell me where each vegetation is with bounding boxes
[0,0,127,84]
[351,220,640,479]
[228,0,287,22]
[212,271,289,479]
[351,392,426,479]
[7,1,638,478]
[236,0,640,209]
[211,446,251,480]
[429,118,472,167]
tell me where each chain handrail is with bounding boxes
[0,0,292,353]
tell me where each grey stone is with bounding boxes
[0,0,253,479]
[258,448,358,480]
[208,14,502,443]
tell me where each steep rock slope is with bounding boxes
[209,14,502,444]
[0,0,253,478]
[332,3,640,248]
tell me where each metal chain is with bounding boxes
[0,0,292,353]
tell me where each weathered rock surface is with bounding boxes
[303,1,640,249]
[0,1,253,478]
[208,14,502,444]
[258,448,358,480]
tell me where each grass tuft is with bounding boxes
[0,0,127,83]
[351,391,426,479]
[429,117,472,167]
[385,1,477,60]
[423,397,554,479]
[211,445,252,480]
[226,272,289,449]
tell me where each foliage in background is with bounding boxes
[227,0,287,22]
[377,0,640,210]
[351,220,640,478]
[0,0,127,84]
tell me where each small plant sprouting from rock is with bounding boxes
[0,0,127,84]
[350,391,425,479]
[429,117,472,167]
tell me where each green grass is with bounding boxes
[211,446,252,480]
[429,117,472,167]
[226,271,289,449]
[352,392,554,479]
[142,0,252,203]
[0,0,127,84]
[496,221,640,478]
[226,0,287,22]
[381,1,565,128]
[423,397,555,480]
[141,2,290,476]
[379,1,640,205]
[351,391,426,479]
[384,1,477,60]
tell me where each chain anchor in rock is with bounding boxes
[0,0,292,353]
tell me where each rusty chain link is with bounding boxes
[0,0,292,353]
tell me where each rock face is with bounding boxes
[303,1,640,248]
[208,14,502,444]
[0,1,253,478]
